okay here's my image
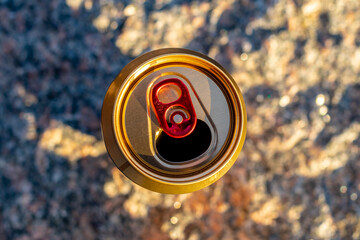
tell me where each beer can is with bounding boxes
[101,48,246,194]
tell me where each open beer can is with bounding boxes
[101,48,246,194]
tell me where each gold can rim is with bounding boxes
[101,48,247,194]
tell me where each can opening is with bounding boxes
[155,119,212,162]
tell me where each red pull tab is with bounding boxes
[151,78,197,138]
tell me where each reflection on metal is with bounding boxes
[101,48,247,194]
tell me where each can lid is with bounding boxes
[101,48,246,194]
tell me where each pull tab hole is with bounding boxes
[165,107,189,125]
[157,84,181,104]
[173,114,183,124]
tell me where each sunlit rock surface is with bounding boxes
[0,0,359,239]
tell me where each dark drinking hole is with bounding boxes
[156,120,212,162]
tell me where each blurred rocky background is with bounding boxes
[1,0,360,239]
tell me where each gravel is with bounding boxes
[1,0,359,239]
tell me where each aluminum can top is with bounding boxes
[101,48,246,194]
